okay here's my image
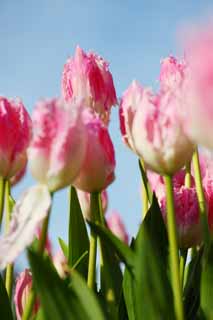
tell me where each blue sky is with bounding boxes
[0,0,213,266]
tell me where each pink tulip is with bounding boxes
[10,164,27,186]
[35,226,52,257]
[14,269,39,320]
[159,56,186,92]
[119,80,144,151]
[132,88,194,175]
[106,211,129,243]
[160,186,201,248]
[77,189,108,220]
[62,46,117,123]
[182,25,213,148]
[73,112,115,192]
[53,250,68,278]
[0,97,31,179]
[28,98,87,191]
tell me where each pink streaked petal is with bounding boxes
[0,184,51,270]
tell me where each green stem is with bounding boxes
[184,162,191,188]
[192,148,209,245]
[164,175,184,320]
[140,159,148,218]
[5,181,14,300]
[180,249,187,289]
[22,193,53,320]
[87,192,99,290]
[0,177,6,227]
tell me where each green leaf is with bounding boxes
[184,248,203,320]
[138,159,152,203]
[134,195,174,319]
[58,237,68,258]
[70,271,106,320]
[68,186,89,278]
[28,249,86,320]
[201,242,213,319]
[35,308,46,320]
[0,274,13,320]
[88,221,134,270]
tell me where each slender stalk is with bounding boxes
[164,175,184,320]
[22,193,53,320]
[192,148,209,244]
[140,159,148,218]
[5,181,14,300]
[87,192,99,290]
[180,249,188,289]
[184,162,191,188]
[0,177,6,227]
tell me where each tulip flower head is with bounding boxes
[0,97,31,179]
[62,46,117,123]
[132,88,194,175]
[73,112,115,192]
[53,249,68,278]
[28,98,87,191]
[106,211,129,244]
[14,269,39,320]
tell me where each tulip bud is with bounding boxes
[106,211,129,243]
[0,97,31,179]
[159,56,186,92]
[28,98,87,192]
[62,46,117,123]
[53,250,68,278]
[73,112,115,192]
[77,189,108,220]
[119,80,144,151]
[132,88,194,175]
[160,186,201,248]
[14,269,39,320]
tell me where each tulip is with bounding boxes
[10,164,27,186]
[35,226,52,257]
[132,88,194,175]
[119,80,144,151]
[28,98,87,192]
[14,269,39,320]
[182,25,213,149]
[106,211,129,243]
[159,56,186,92]
[73,112,115,192]
[0,97,31,179]
[62,46,117,123]
[53,250,68,278]
[160,186,201,248]
[77,189,108,220]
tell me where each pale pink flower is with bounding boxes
[73,112,115,192]
[28,98,87,192]
[159,56,186,92]
[77,189,108,220]
[62,46,117,123]
[0,97,31,178]
[0,185,51,270]
[35,226,52,257]
[53,249,68,278]
[106,211,128,244]
[182,25,213,148]
[132,88,194,175]
[161,186,201,248]
[14,269,39,320]
[119,80,144,151]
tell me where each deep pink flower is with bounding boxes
[77,189,108,220]
[182,25,213,148]
[161,186,201,248]
[10,165,27,186]
[106,211,129,243]
[132,88,194,175]
[0,97,31,178]
[119,80,144,151]
[62,46,117,123]
[73,112,115,192]
[14,269,39,320]
[28,98,87,191]
[159,56,186,92]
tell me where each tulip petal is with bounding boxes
[0,184,51,270]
